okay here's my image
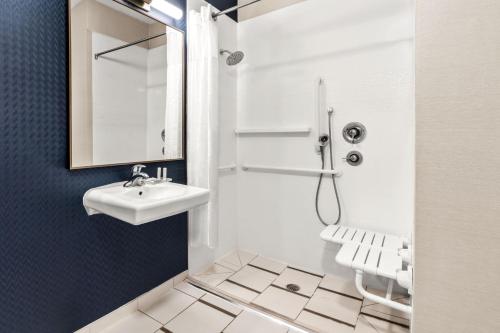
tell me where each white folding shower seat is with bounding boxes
[321,224,413,314]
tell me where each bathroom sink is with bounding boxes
[83,181,209,225]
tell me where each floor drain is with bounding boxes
[286,283,300,292]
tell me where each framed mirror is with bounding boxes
[69,0,185,169]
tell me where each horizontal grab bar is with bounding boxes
[241,164,339,175]
[234,127,311,135]
[218,164,237,172]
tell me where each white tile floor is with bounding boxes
[224,311,289,333]
[139,289,196,324]
[192,250,411,333]
[305,288,361,326]
[163,301,234,333]
[216,280,260,302]
[228,265,277,292]
[249,256,288,274]
[98,311,162,333]
[273,268,322,297]
[81,280,302,333]
[193,264,234,287]
[82,251,411,333]
[296,311,355,333]
[253,286,309,319]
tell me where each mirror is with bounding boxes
[69,0,184,169]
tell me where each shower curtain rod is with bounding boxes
[94,32,166,60]
[212,0,262,20]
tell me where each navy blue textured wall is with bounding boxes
[0,1,187,332]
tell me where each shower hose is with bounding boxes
[315,112,342,226]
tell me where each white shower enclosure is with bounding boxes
[188,0,414,278]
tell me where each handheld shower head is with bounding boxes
[220,49,244,66]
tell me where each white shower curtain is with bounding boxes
[187,5,219,248]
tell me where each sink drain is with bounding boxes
[286,283,300,292]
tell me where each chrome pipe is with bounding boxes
[94,32,166,60]
[212,0,262,20]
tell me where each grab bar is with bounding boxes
[234,127,311,135]
[241,164,339,175]
[218,164,237,172]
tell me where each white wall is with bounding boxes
[237,0,306,21]
[187,0,239,273]
[146,44,168,160]
[92,32,148,165]
[236,0,414,275]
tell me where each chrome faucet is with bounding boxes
[124,164,150,187]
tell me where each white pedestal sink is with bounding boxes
[83,181,209,225]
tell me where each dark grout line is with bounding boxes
[247,263,281,275]
[361,307,410,322]
[302,308,356,328]
[286,266,325,278]
[159,299,198,328]
[190,277,315,333]
[159,327,173,333]
[198,298,238,318]
[316,286,363,301]
[361,313,410,328]
[214,261,241,272]
[362,294,410,307]
[224,279,263,294]
[220,314,239,333]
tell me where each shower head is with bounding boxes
[220,49,244,66]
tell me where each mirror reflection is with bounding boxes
[70,0,184,169]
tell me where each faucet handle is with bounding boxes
[132,164,146,175]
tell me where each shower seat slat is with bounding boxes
[352,244,371,270]
[351,230,366,243]
[335,242,359,267]
[343,228,357,241]
[331,226,348,243]
[361,232,375,245]
[372,233,385,247]
[377,250,403,279]
[364,248,381,276]
[383,235,404,250]
[319,225,339,241]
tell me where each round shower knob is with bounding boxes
[348,128,360,138]
[343,122,367,144]
[344,151,363,166]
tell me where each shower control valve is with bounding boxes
[343,151,363,166]
[348,128,360,138]
[343,122,367,144]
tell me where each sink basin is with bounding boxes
[83,181,210,225]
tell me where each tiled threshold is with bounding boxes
[74,270,306,333]
[190,250,411,333]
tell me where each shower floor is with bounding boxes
[190,250,410,333]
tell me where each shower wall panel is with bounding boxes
[236,0,415,275]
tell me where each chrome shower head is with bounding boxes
[220,49,244,66]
